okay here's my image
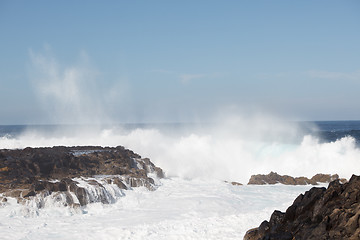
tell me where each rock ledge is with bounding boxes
[0,146,164,207]
[244,174,360,240]
[248,172,346,185]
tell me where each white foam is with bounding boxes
[1,123,359,183]
[0,178,316,239]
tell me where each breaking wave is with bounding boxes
[1,121,359,184]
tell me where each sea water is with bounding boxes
[0,120,359,239]
[0,178,322,240]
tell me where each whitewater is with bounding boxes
[1,178,318,240]
[1,120,360,239]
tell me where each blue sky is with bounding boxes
[0,1,360,124]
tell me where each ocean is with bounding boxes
[0,120,359,239]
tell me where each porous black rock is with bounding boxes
[244,175,360,240]
[247,172,346,185]
[0,146,164,206]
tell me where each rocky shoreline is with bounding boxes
[1,146,358,239]
[0,145,345,209]
[244,175,360,240]
[0,146,164,207]
[247,171,347,185]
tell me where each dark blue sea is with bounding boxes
[311,121,360,145]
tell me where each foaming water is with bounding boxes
[0,120,358,239]
[1,120,359,183]
[0,178,317,239]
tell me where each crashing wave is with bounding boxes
[0,146,164,216]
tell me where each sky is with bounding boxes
[0,1,360,124]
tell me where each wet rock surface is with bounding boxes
[244,174,360,240]
[0,146,164,206]
[248,172,346,185]
[224,181,243,186]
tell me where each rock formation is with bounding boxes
[224,181,243,186]
[244,174,360,240]
[247,172,346,185]
[0,146,164,207]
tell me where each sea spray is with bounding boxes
[0,178,318,239]
[1,121,359,183]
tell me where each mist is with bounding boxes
[9,49,357,183]
[28,47,116,125]
[1,117,360,183]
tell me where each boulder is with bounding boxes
[311,173,347,184]
[248,172,299,185]
[244,175,360,240]
[247,172,343,185]
[224,181,243,186]
[0,146,164,206]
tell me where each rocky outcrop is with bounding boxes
[310,173,344,183]
[225,181,243,186]
[244,174,360,240]
[247,172,346,185]
[0,146,164,207]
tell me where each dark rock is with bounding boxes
[68,181,88,206]
[269,210,284,228]
[248,172,343,185]
[34,182,46,191]
[23,191,36,198]
[244,228,260,240]
[224,181,243,186]
[311,173,340,183]
[109,177,128,189]
[244,174,360,240]
[247,172,299,185]
[230,181,243,186]
[0,146,164,206]
[294,176,315,185]
[258,220,270,235]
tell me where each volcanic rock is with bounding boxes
[310,173,347,184]
[225,181,243,186]
[244,174,360,240]
[247,172,344,185]
[0,146,164,206]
